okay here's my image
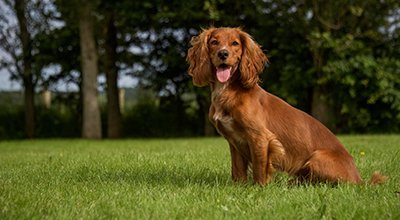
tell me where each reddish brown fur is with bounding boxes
[187,27,386,185]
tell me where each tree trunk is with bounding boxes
[104,10,122,138]
[309,38,335,131]
[311,85,335,131]
[23,74,35,138]
[15,0,35,139]
[79,0,102,139]
[309,1,338,132]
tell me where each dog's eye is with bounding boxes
[232,41,240,46]
[210,39,219,45]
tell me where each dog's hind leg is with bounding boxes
[298,149,362,184]
[247,132,284,185]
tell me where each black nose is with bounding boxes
[217,49,229,60]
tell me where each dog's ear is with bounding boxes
[238,29,268,88]
[186,28,215,87]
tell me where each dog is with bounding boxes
[186,27,386,185]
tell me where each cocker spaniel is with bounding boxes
[186,27,385,185]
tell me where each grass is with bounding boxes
[0,135,399,219]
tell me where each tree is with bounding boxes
[14,0,35,138]
[245,0,400,132]
[2,0,398,138]
[78,0,102,138]
[0,0,53,138]
[118,0,224,136]
[100,1,122,138]
[304,0,400,132]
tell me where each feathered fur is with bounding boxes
[186,27,386,185]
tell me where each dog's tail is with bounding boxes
[369,171,387,185]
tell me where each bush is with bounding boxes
[123,97,202,137]
[0,105,25,139]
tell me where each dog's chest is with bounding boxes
[216,114,245,143]
[211,102,247,148]
[213,111,235,135]
[211,84,248,145]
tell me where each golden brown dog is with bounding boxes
[186,27,385,185]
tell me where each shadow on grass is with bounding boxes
[68,159,360,188]
[68,165,335,188]
[69,164,231,187]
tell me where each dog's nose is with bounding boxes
[218,49,229,60]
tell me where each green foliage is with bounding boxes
[259,0,400,132]
[1,0,399,137]
[123,99,162,137]
[0,105,25,139]
[123,96,202,137]
[36,106,81,138]
[307,31,400,132]
[0,104,80,139]
[0,96,204,139]
[0,136,399,219]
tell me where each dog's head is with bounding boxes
[186,27,268,88]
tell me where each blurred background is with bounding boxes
[0,0,399,139]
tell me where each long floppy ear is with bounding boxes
[238,29,268,88]
[186,28,215,87]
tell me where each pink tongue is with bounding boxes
[216,67,232,83]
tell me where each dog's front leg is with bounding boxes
[248,137,269,185]
[229,143,249,183]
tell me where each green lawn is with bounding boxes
[0,136,399,219]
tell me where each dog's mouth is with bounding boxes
[216,64,236,83]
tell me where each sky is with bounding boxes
[0,71,21,91]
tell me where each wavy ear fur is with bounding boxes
[238,30,268,88]
[186,28,216,87]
